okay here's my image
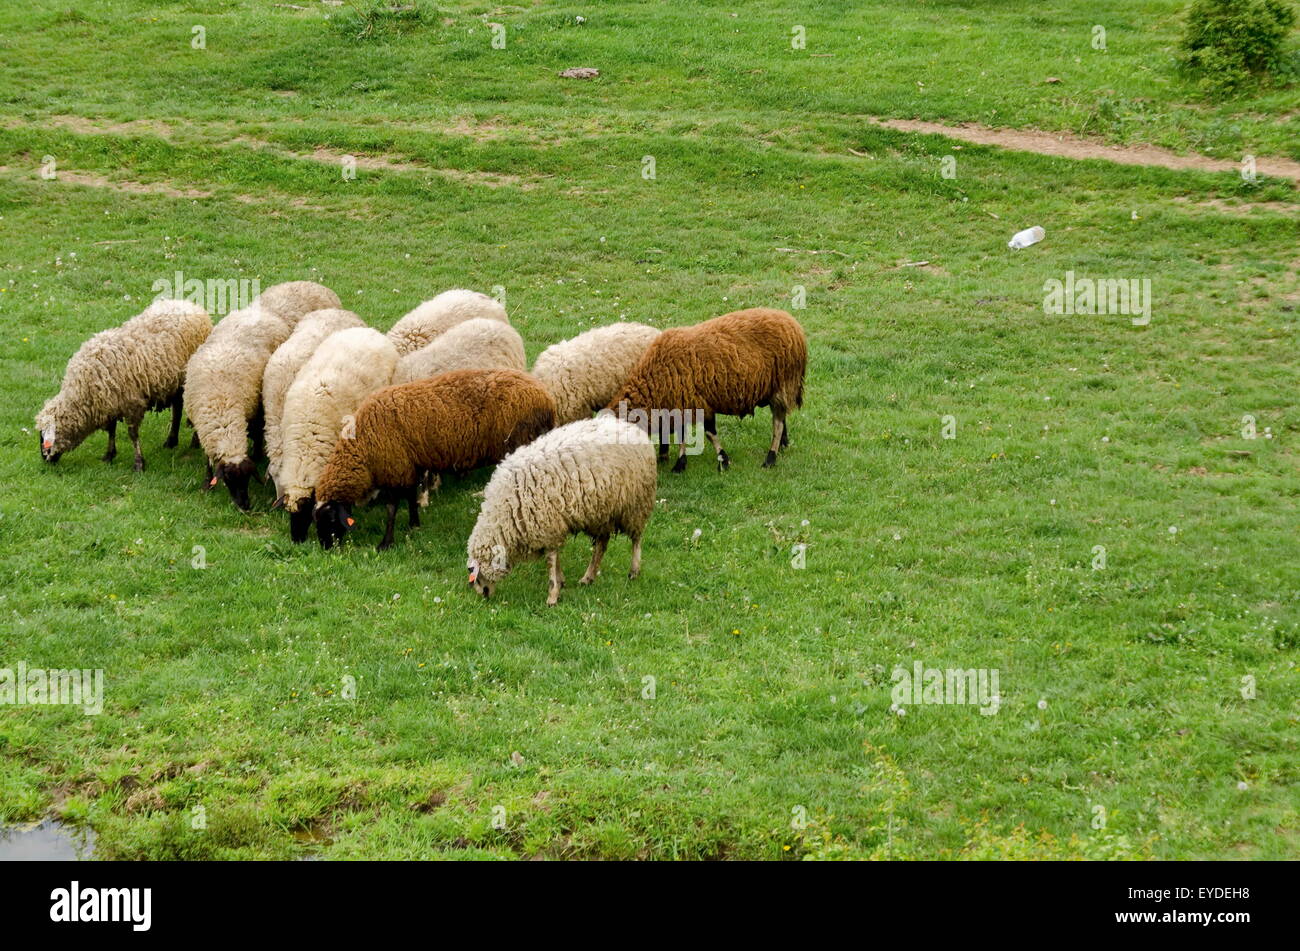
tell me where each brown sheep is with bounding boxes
[313,369,556,550]
[607,307,806,471]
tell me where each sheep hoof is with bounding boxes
[134,458,146,473]
[102,451,116,463]
[671,456,687,473]
[579,574,595,585]
[376,540,393,552]
[716,451,730,472]
[163,436,178,449]
[547,593,560,606]
[628,568,640,580]
[762,451,777,468]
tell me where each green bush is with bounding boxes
[1178,0,1299,95]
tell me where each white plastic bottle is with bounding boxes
[1008,226,1045,250]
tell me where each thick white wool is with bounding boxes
[263,308,367,488]
[277,327,399,508]
[531,322,661,424]
[392,318,526,385]
[467,415,657,581]
[386,289,508,356]
[252,281,342,328]
[185,305,291,465]
[36,298,212,455]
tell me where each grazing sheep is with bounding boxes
[36,299,212,470]
[262,308,367,491]
[392,318,526,385]
[275,327,399,542]
[607,308,806,471]
[185,305,292,509]
[386,289,508,356]
[252,281,341,328]
[531,321,661,425]
[468,415,657,605]
[313,369,555,550]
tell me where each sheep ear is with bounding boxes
[271,495,285,510]
[205,475,219,490]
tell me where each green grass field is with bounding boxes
[1,0,1297,860]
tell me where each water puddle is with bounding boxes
[0,819,96,860]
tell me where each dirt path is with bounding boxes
[869,117,1300,183]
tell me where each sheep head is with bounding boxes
[212,458,257,511]
[314,500,355,550]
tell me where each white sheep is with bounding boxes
[36,299,212,470]
[185,304,292,509]
[467,414,657,605]
[531,322,661,425]
[275,327,399,541]
[252,281,341,328]
[262,308,367,492]
[392,318,526,385]
[386,289,508,356]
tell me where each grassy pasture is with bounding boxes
[0,0,1297,859]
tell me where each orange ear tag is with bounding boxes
[346,517,355,526]
[42,439,53,450]
[209,476,218,486]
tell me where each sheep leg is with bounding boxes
[189,421,200,450]
[102,419,118,463]
[672,439,688,473]
[128,418,145,472]
[547,549,564,606]
[763,410,787,468]
[781,420,790,448]
[377,501,398,551]
[580,535,608,585]
[407,486,421,529]
[704,415,729,471]
[628,534,643,580]
[163,394,182,449]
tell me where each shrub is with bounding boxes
[1178,0,1299,95]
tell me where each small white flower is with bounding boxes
[800,519,809,527]
[1237,781,1248,791]
[1037,698,1047,710]
[392,593,400,601]
[892,533,901,541]
[1101,436,1110,443]
[1169,526,1178,535]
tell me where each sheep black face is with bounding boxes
[288,498,314,544]
[314,501,354,550]
[213,458,257,511]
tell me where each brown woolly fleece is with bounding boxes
[315,368,556,507]
[607,308,806,468]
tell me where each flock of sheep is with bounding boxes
[35,282,807,604]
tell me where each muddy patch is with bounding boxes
[867,117,1300,183]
